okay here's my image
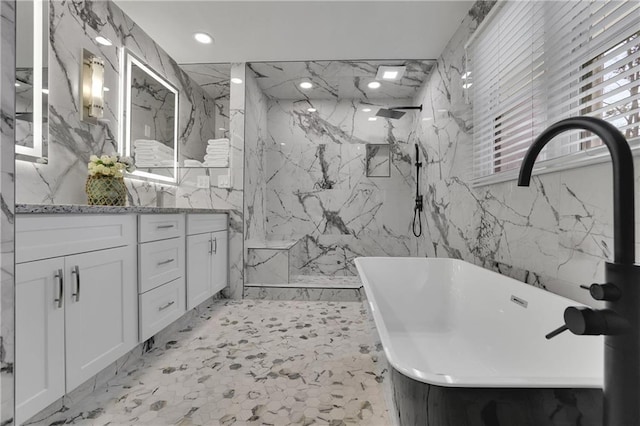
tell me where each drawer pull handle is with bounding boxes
[157,258,175,266]
[156,224,175,229]
[71,265,80,302]
[158,301,175,311]
[54,269,64,308]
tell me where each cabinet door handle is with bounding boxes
[54,269,64,308]
[157,258,175,266]
[208,239,213,254]
[156,224,174,229]
[158,300,175,311]
[71,265,80,302]
[213,237,217,254]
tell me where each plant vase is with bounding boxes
[85,175,127,206]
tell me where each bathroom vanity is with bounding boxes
[14,205,229,425]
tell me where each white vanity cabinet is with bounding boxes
[186,214,228,309]
[15,215,137,425]
[137,214,186,341]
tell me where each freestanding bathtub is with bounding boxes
[355,257,603,426]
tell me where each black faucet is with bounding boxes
[518,116,640,426]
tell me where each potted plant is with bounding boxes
[86,154,135,206]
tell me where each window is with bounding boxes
[470,0,640,185]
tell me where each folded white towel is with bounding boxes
[134,140,174,155]
[207,138,230,145]
[203,161,229,167]
[206,147,229,154]
[204,155,228,161]
[183,159,203,167]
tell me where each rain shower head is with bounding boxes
[375,105,423,120]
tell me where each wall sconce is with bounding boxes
[82,49,105,123]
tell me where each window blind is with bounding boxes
[470,0,640,185]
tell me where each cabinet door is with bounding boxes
[211,230,228,295]
[186,233,212,309]
[64,246,137,392]
[16,258,65,426]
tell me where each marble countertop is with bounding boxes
[16,204,229,215]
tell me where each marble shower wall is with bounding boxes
[0,1,15,423]
[244,68,268,243]
[15,0,216,206]
[265,99,417,276]
[410,0,640,305]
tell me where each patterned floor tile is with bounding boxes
[28,300,391,426]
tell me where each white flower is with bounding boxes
[90,155,98,162]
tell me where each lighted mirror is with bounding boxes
[123,51,178,183]
[16,0,48,162]
[366,144,391,177]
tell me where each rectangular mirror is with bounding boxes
[366,144,391,177]
[123,51,178,183]
[16,0,48,162]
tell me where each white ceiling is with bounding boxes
[114,1,473,64]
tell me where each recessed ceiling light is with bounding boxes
[462,83,473,89]
[14,82,20,87]
[280,142,286,146]
[219,127,227,131]
[299,81,313,89]
[42,89,49,95]
[104,87,110,92]
[95,36,112,46]
[307,107,316,112]
[193,32,213,44]
[462,71,471,80]
[376,65,406,81]
[231,77,243,84]
[362,108,372,112]
[368,117,377,121]
[368,81,381,89]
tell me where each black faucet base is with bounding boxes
[604,262,640,426]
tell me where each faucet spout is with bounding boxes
[517,117,635,265]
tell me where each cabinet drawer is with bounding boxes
[187,214,227,235]
[139,277,185,341]
[138,214,184,243]
[139,237,185,293]
[16,214,136,263]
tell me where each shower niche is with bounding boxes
[366,144,391,177]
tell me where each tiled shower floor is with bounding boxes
[30,300,391,426]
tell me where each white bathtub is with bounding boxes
[355,257,604,389]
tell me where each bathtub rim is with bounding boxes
[355,256,603,389]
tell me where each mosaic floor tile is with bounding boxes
[28,300,391,426]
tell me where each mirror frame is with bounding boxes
[122,50,179,183]
[16,0,47,162]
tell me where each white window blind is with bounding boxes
[470,0,640,185]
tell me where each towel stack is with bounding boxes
[183,159,203,167]
[134,139,175,167]
[203,138,230,167]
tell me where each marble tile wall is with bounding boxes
[265,99,417,276]
[410,0,640,305]
[244,67,268,243]
[0,1,15,424]
[15,0,216,206]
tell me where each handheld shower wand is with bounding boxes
[413,144,423,237]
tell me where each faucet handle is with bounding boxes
[545,306,629,339]
[545,324,569,340]
[580,283,621,301]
